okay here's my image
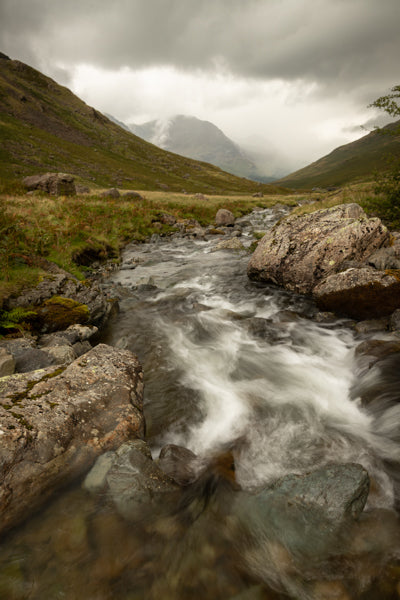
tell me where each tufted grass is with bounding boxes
[0,190,298,304]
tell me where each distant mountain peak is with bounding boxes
[130,114,262,180]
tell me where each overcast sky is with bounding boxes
[1,0,399,175]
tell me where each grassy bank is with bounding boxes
[1,182,396,307]
[0,190,298,304]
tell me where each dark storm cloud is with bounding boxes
[1,0,399,95]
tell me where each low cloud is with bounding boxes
[1,0,398,173]
[1,0,399,93]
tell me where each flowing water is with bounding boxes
[1,208,400,600]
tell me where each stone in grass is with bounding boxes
[215,209,235,227]
[101,188,120,199]
[22,172,76,196]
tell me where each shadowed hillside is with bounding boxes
[276,121,400,189]
[0,54,283,194]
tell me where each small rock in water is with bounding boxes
[158,444,199,486]
[0,348,16,377]
[211,238,245,252]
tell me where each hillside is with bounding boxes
[130,115,261,180]
[0,54,281,194]
[276,121,400,189]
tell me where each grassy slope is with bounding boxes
[276,121,400,190]
[0,57,283,195]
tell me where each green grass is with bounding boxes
[0,190,298,305]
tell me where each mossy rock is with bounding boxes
[34,295,90,332]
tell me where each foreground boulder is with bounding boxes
[0,344,144,535]
[313,267,400,319]
[247,204,389,294]
[5,262,115,332]
[23,172,76,196]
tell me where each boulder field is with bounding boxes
[247,203,400,320]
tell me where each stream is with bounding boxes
[0,207,400,599]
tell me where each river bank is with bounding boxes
[0,203,400,599]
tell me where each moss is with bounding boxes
[10,411,33,430]
[8,366,66,404]
[36,296,90,331]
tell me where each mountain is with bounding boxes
[276,121,400,189]
[130,115,263,180]
[0,54,283,194]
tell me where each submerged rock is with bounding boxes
[157,444,199,486]
[105,441,179,520]
[247,204,389,295]
[237,463,369,559]
[0,344,144,535]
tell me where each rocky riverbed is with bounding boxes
[0,203,400,599]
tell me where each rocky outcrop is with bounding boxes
[246,203,400,319]
[0,324,98,374]
[5,263,115,332]
[313,267,400,319]
[23,172,76,196]
[0,344,144,535]
[247,204,389,295]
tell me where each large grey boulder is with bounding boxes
[0,344,144,535]
[23,172,76,196]
[313,267,400,319]
[247,204,389,294]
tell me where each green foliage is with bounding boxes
[364,86,400,228]
[362,160,400,228]
[369,85,400,120]
[0,307,36,335]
